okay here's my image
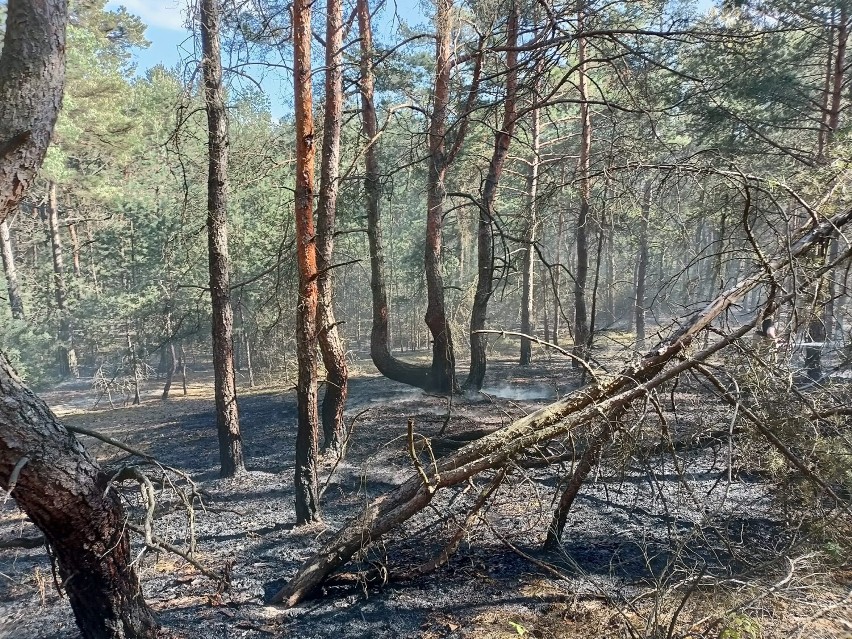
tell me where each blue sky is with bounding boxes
[107,0,715,118]
[106,0,428,118]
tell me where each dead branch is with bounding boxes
[125,522,224,584]
[397,467,508,579]
[473,329,599,381]
[692,364,852,515]
[270,206,852,608]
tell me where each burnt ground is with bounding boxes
[0,348,850,638]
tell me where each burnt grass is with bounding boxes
[1,351,850,638]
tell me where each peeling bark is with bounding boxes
[293,0,320,523]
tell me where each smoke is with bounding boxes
[478,383,556,401]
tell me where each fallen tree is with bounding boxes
[272,202,852,607]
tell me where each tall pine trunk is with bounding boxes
[200,0,245,478]
[572,2,592,366]
[464,3,519,389]
[520,106,540,365]
[359,0,432,391]
[0,215,24,318]
[424,0,458,394]
[316,0,348,455]
[293,0,321,523]
[47,182,76,376]
[634,181,652,350]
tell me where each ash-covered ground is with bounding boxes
[1,354,849,638]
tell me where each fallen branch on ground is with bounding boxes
[271,207,852,607]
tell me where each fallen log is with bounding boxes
[271,206,852,607]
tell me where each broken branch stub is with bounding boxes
[271,207,852,608]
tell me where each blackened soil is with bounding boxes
[0,355,848,638]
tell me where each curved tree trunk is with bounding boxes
[463,4,519,390]
[316,0,348,455]
[293,0,321,523]
[200,0,245,479]
[0,1,157,636]
[358,0,432,392]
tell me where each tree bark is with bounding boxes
[520,105,540,366]
[200,0,245,478]
[293,0,320,523]
[68,220,82,277]
[316,0,348,455]
[0,0,65,220]
[0,355,158,637]
[464,4,519,389]
[126,326,141,406]
[634,181,651,350]
[162,311,177,400]
[553,202,565,343]
[824,5,848,156]
[0,2,157,635]
[423,0,458,394]
[544,425,606,549]
[572,2,592,367]
[272,205,852,608]
[0,215,24,318]
[47,182,76,377]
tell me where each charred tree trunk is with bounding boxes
[316,0,348,455]
[272,205,852,609]
[0,216,24,318]
[200,0,245,478]
[634,181,651,350]
[572,4,592,367]
[464,4,519,390]
[520,105,540,366]
[0,2,157,636]
[293,0,321,523]
[544,424,606,549]
[47,182,76,377]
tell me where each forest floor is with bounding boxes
[0,341,850,638]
